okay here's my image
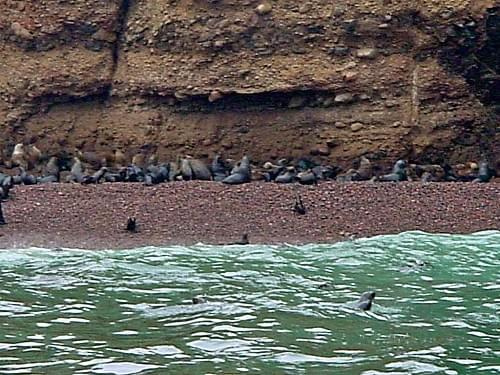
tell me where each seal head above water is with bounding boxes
[354,291,376,311]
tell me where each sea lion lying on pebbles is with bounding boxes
[211,155,230,182]
[0,200,6,225]
[377,160,407,182]
[474,160,495,183]
[222,155,251,184]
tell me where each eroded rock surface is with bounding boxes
[0,1,498,169]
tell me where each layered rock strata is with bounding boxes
[0,1,498,169]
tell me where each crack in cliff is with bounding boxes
[105,0,131,98]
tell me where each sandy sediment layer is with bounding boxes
[0,182,498,250]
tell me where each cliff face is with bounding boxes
[1,0,498,168]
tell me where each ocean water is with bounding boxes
[0,231,498,374]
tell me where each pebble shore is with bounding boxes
[0,182,498,249]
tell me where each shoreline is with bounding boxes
[0,182,498,250]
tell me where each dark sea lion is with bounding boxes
[20,168,37,185]
[313,165,339,180]
[144,174,154,186]
[1,175,13,198]
[293,193,306,215]
[211,155,229,182]
[192,296,206,304]
[354,291,376,311]
[126,217,137,233]
[0,200,6,225]
[275,168,296,183]
[297,170,318,185]
[296,157,316,171]
[81,167,108,184]
[123,165,144,182]
[443,164,458,182]
[231,234,249,245]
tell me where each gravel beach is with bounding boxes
[0,182,498,249]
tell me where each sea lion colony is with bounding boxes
[0,143,497,200]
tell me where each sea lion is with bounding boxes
[293,193,306,215]
[231,234,249,245]
[67,157,84,183]
[312,165,339,180]
[76,150,106,169]
[353,156,373,181]
[19,168,37,185]
[474,160,495,183]
[297,170,318,185]
[131,152,146,168]
[222,155,251,185]
[81,167,108,184]
[113,149,127,168]
[192,296,206,304]
[43,156,60,181]
[354,291,376,311]
[0,200,6,225]
[126,217,137,233]
[25,144,42,169]
[262,160,286,182]
[10,143,27,169]
[378,160,407,182]
[187,157,212,180]
[37,175,58,184]
[180,158,193,181]
[275,168,296,183]
[211,155,229,182]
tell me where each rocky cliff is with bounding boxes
[1,0,498,169]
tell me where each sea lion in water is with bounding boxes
[354,291,376,311]
[192,296,206,304]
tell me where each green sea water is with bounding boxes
[0,231,498,374]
